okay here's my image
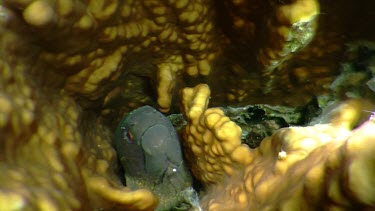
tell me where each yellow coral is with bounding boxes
[4,0,219,112]
[181,84,253,184]
[258,0,320,90]
[3,0,351,113]
[23,1,55,26]
[1,0,375,210]
[181,84,375,210]
[0,24,157,210]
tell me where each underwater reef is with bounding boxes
[0,0,375,210]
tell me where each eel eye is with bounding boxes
[122,128,134,143]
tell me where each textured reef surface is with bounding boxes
[180,84,375,210]
[0,0,375,210]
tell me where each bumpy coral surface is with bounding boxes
[0,59,157,208]
[1,0,353,116]
[1,0,375,210]
[181,84,375,210]
[0,7,157,211]
[2,0,373,119]
[3,0,221,113]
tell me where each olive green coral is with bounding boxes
[3,0,220,113]
[0,10,157,210]
[180,84,375,210]
[1,0,375,210]
[2,0,338,114]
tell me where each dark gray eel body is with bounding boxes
[115,106,200,211]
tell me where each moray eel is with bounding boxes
[115,106,200,211]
